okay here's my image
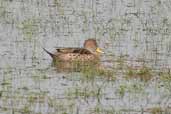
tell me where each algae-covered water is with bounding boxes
[0,0,171,114]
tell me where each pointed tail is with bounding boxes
[43,48,55,58]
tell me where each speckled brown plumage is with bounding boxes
[44,39,103,63]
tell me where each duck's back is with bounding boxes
[56,48,92,54]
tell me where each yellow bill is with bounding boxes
[96,47,104,53]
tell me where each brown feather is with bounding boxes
[56,48,92,54]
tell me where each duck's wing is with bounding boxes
[56,48,92,54]
[56,48,79,53]
[73,48,92,54]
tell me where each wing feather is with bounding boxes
[56,48,92,54]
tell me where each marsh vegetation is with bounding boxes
[0,0,171,114]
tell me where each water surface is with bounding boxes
[0,0,171,114]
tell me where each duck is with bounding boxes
[43,39,104,64]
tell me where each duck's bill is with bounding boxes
[96,48,104,53]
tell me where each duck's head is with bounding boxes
[84,39,104,55]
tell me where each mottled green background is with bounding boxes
[0,0,171,114]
